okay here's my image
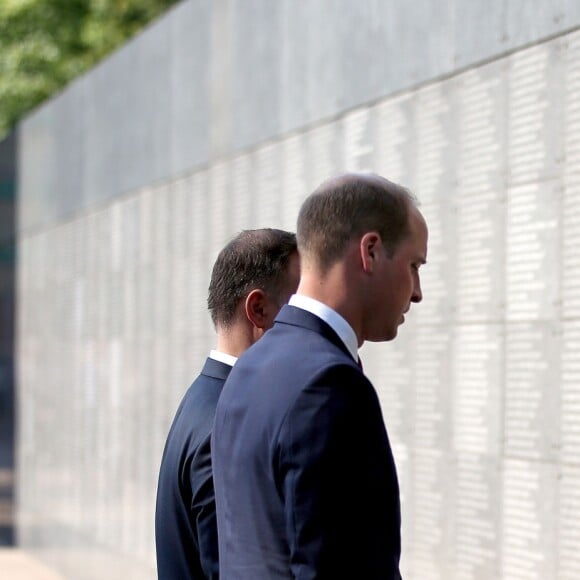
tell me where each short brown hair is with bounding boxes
[297,173,417,270]
[207,229,297,328]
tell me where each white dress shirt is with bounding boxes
[288,294,359,362]
[209,349,238,367]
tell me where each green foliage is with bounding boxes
[0,0,180,138]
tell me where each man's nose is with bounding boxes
[411,279,422,303]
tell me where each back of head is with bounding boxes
[297,172,417,271]
[207,228,297,328]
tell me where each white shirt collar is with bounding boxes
[288,294,359,361]
[209,349,238,367]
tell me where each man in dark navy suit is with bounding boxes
[155,228,300,579]
[212,173,428,579]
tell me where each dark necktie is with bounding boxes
[357,356,363,372]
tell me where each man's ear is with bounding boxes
[244,288,270,330]
[360,232,382,273]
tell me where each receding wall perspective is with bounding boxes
[15,1,580,579]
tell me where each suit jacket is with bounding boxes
[156,357,231,579]
[212,305,402,579]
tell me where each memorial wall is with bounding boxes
[14,1,580,579]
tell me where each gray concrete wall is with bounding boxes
[18,0,580,232]
[13,1,580,579]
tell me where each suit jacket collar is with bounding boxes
[200,357,232,381]
[275,305,354,361]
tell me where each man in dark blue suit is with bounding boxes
[213,173,428,579]
[155,228,300,579]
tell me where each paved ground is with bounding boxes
[0,548,66,580]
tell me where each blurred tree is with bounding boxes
[0,0,180,139]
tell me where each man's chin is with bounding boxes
[368,328,398,343]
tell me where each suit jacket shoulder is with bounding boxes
[156,357,231,580]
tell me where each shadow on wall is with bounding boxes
[0,131,16,546]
